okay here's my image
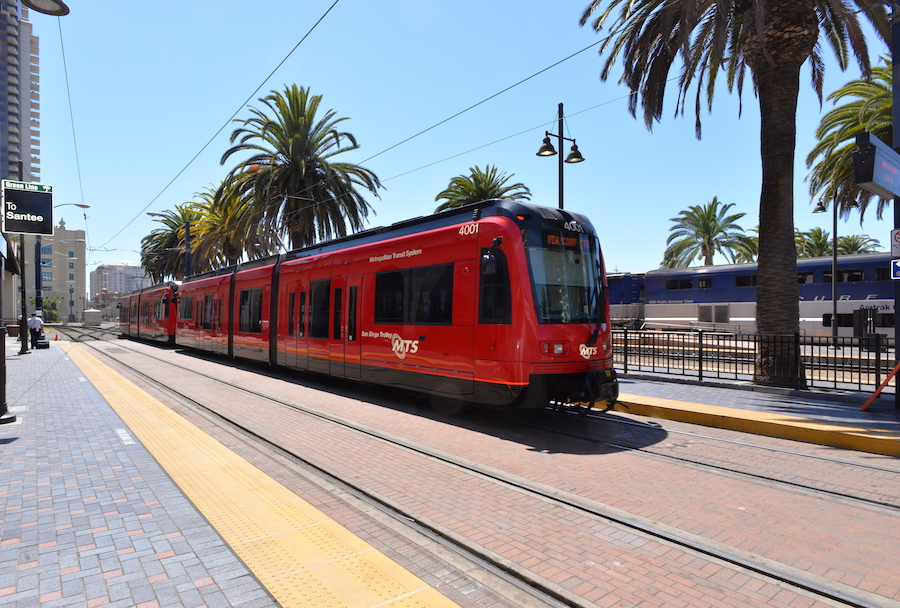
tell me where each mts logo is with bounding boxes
[391,334,419,359]
[579,344,598,360]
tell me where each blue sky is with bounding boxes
[31,0,891,277]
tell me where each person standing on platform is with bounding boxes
[27,312,43,349]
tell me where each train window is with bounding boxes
[412,265,453,324]
[239,287,263,333]
[288,292,295,337]
[203,295,213,330]
[375,272,405,323]
[179,296,194,319]
[348,286,358,341]
[333,287,343,340]
[480,250,511,324]
[798,272,814,285]
[822,313,856,328]
[698,277,712,289]
[665,278,692,290]
[842,269,865,282]
[876,266,891,281]
[309,280,330,339]
[824,269,866,283]
[735,275,757,287]
[299,291,307,337]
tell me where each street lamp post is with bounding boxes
[536,103,585,210]
[812,199,857,349]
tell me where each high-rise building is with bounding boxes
[1,1,38,325]
[1,1,39,183]
[90,262,151,299]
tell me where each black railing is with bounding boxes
[613,329,895,393]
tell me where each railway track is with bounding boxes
[80,338,898,608]
[489,409,900,511]
[53,324,121,342]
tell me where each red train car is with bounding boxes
[119,282,179,344]
[172,200,618,412]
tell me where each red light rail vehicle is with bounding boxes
[119,281,179,345]
[128,200,619,414]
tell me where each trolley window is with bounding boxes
[412,265,453,324]
[203,294,213,330]
[375,272,405,323]
[375,264,454,325]
[735,274,757,287]
[348,286,358,341]
[333,287,343,340]
[288,292,295,337]
[524,230,603,324]
[309,280,330,339]
[239,287,263,333]
[480,248,510,324]
[299,291,307,337]
[179,296,194,319]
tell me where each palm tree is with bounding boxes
[806,60,892,221]
[221,85,382,250]
[796,227,832,258]
[579,0,889,386]
[193,180,277,268]
[434,164,530,212]
[837,234,881,255]
[662,197,749,267]
[141,205,205,282]
[732,226,759,264]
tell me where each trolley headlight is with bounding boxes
[541,341,569,356]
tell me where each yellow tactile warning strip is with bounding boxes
[63,344,460,608]
[616,393,900,457]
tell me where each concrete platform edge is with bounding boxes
[614,395,900,457]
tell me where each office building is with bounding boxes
[21,220,86,321]
[1,1,39,324]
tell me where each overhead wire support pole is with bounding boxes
[893,2,899,410]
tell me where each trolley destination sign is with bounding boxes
[852,132,900,200]
[1,180,54,235]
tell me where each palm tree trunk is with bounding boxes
[751,56,811,386]
[741,1,817,388]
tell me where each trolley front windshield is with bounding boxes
[524,229,603,324]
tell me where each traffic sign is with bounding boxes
[892,259,900,280]
[2,180,53,235]
[893,230,900,257]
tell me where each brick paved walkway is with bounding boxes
[0,339,274,608]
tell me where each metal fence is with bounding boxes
[612,329,896,394]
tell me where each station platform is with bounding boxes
[0,338,459,608]
[617,373,900,457]
[0,337,898,607]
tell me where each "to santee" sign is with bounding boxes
[1,180,54,235]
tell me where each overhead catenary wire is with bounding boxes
[94,0,344,252]
[96,22,641,262]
